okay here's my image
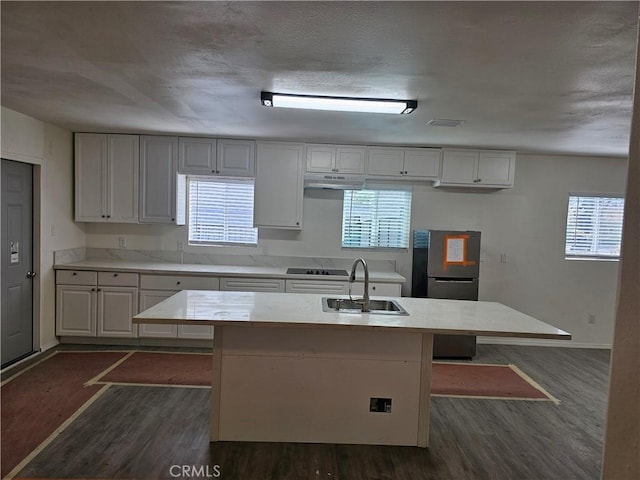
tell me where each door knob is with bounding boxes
[26,271,37,278]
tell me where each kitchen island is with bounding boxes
[133,290,570,447]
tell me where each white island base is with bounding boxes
[211,326,433,447]
[133,290,571,448]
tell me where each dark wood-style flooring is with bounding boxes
[14,345,610,480]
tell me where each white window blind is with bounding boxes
[342,189,412,249]
[188,177,258,246]
[565,194,624,259]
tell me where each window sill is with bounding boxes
[565,256,619,262]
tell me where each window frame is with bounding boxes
[564,192,624,261]
[187,175,258,247]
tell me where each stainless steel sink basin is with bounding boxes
[322,297,408,315]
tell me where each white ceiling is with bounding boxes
[1,1,638,157]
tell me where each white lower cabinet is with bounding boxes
[56,270,139,338]
[97,287,139,337]
[285,279,401,296]
[138,274,219,340]
[285,280,349,295]
[220,277,285,292]
[138,290,179,338]
[57,269,404,343]
[56,285,97,336]
[350,282,402,297]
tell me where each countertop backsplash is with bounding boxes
[55,247,398,273]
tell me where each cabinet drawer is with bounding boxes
[57,270,97,285]
[285,280,348,294]
[140,274,220,291]
[350,282,402,297]
[220,277,285,292]
[98,271,139,287]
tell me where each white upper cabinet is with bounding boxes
[438,149,478,185]
[179,137,255,177]
[306,144,366,174]
[254,142,304,230]
[178,137,216,175]
[403,148,442,179]
[367,147,441,179]
[139,135,180,223]
[436,149,515,188]
[75,133,139,223]
[217,139,256,176]
[476,151,515,186]
[365,147,404,177]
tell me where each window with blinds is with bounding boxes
[565,194,624,259]
[188,177,258,246]
[342,189,412,249]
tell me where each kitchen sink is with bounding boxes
[322,297,408,315]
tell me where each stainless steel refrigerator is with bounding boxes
[411,229,481,358]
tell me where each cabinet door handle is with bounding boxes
[176,281,181,285]
[477,178,482,183]
[72,272,77,276]
[91,288,96,292]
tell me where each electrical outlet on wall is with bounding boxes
[500,253,508,263]
[177,241,184,252]
[118,237,127,249]
[588,313,596,324]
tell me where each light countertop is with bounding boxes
[54,260,405,283]
[133,290,571,340]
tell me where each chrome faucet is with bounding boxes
[349,257,370,312]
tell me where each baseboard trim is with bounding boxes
[59,336,212,349]
[478,337,612,349]
[39,340,60,352]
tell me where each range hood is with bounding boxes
[303,173,365,190]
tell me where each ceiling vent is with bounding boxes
[427,119,465,127]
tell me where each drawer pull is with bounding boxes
[176,281,181,285]
[72,272,77,276]
[114,273,118,277]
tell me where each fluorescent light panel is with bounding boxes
[261,92,417,114]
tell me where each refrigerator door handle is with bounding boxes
[434,279,475,283]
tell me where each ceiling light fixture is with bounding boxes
[261,91,417,115]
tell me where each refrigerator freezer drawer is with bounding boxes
[427,277,478,301]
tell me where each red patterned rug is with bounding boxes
[1,351,128,478]
[97,351,212,386]
[1,351,556,479]
[432,362,559,403]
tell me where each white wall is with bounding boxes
[408,154,625,348]
[1,107,85,350]
[85,152,626,347]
